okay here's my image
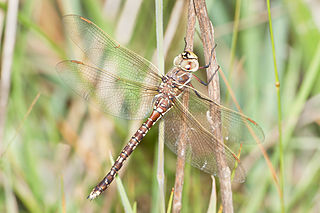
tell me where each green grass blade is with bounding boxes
[109,153,133,213]
[155,0,166,212]
[266,0,284,212]
[166,188,174,213]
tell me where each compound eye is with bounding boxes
[188,60,199,72]
[180,60,193,71]
[173,54,182,66]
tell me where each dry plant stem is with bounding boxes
[172,91,189,213]
[0,93,41,158]
[155,0,166,212]
[207,176,217,213]
[0,0,19,151]
[193,0,234,212]
[184,0,196,52]
[172,1,196,212]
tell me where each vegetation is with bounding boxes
[0,0,319,212]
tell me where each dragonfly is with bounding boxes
[57,15,265,200]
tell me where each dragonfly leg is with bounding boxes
[193,65,220,86]
[183,37,187,51]
[188,83,213,102]
[194,90,212,102]
[198,43,217,70]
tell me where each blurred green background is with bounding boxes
[0,0,320,212]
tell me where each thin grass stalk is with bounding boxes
[155,0,166,212]
[206,176,217,213]
[229,0,241,71]
[266,0,284,212]
[211,11,282,205]
[109,153,133,213]
[205,1,284,200]
[0,0,19,152]
[214,6,282,39]
[218,64,281,190]
[0,93,40,158]
[193,0,234,212]
[166,188,174,213]
[246,37,320,213]
[132,202,137,213]
[225,0,241,104]
[152,0,184,65]
[271,41,320,187]
[172,1,196,212]
[163,0,184,57]
[60,175,66,213]
[193,1,281,210]
[228,0,242,76]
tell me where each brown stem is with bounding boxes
[172,1,196,212]
[184,0,196,52]
[193,0,234,212]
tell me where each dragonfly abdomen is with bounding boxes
[87,101,172,200]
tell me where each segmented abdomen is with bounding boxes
[87,101,172,200]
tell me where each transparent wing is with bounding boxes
[56,60,159,119]
[184,87,265,144]
[163,92,245,182]
[163,88,264,182]
[62,15,162,86]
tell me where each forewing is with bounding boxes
[56,60,158,119]
[163,91,246,182]
[62,15,162,86]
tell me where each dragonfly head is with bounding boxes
[174,51,199,72]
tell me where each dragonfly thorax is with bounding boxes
[159,70,192,99]
[173,51,199,72]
